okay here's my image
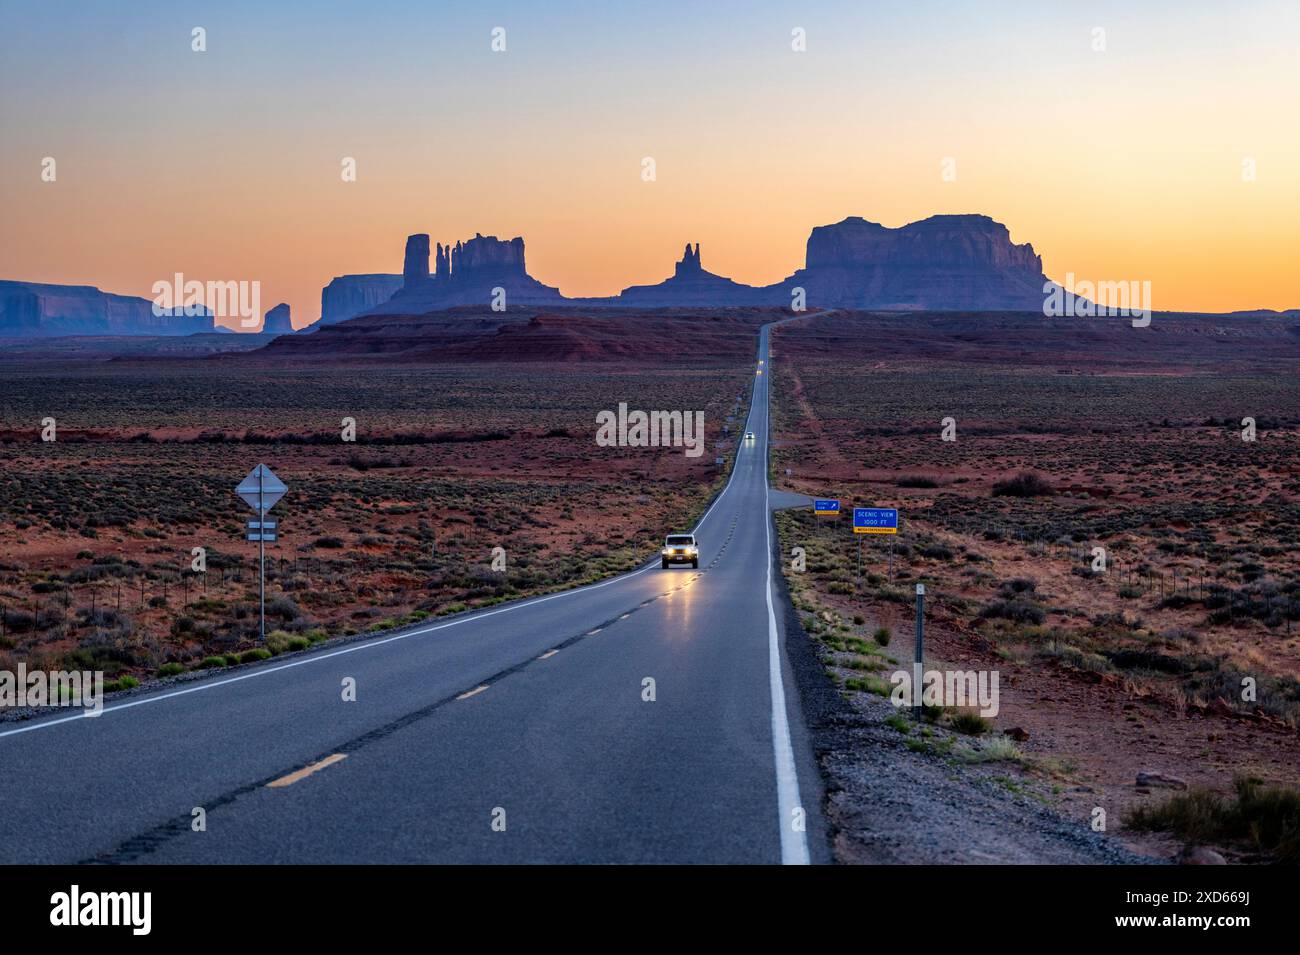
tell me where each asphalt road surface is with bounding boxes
[0,318,828,864]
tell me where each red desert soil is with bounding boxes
[769,310,1300,861]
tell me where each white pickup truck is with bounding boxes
[661,533,699,569]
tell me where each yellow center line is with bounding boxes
[266,753,348,789]
[537,649,558,660]
[456,684,489,700]
[619,613,630,619]
[585,628,602,635]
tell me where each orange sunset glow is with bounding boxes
[2,1,1298,328]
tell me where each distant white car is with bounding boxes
[745,431,755,441]
[661,534,699,569]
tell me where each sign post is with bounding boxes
[854,507,898,577]
[914,583,925,719]
[813,498,840,538]
[236,464,287,642]
[852,507,899,535]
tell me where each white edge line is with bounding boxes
[761,328,811,865]
[0,345,754,743]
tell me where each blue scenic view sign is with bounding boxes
[853,507,899,534]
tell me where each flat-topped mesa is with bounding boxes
[402,234,431,287]
[368,231,562,315]
[318,274,403,326]
[0,280,216,336]
[805,214,1042,272]
[262,302,293,334]
[778,213,1051,310]
[674,242,702,277]
[450,233,527,276]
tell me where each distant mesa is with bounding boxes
[614,242,765,307]
[369,232,564,314]
[783,214,1050,311]
[13,212,1271,344]
[0,280,215,337]
[359,213,1057,315]
[261,302,294,335]
[314,274,403,327]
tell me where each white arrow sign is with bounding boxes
[236,464,287,514]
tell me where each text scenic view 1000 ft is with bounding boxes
[0,0,1295,938]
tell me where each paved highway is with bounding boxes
[0,318,827,864]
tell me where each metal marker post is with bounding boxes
[237,465,286,642]
[258,468,265,642]
[913,583,925,719]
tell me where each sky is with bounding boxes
[2,0,1298,329]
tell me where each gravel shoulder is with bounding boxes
[773,540,1152,865]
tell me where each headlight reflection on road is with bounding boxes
[659,574,703,638]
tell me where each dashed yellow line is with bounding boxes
[266,753,348,789]
[456,684,489,700]
[538,649,558,660]
[585,628,602,635]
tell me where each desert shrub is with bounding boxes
[239,648,272,664]
[265,596,300,620]
[960,735,1024,763]
[873,626,892,647]
[313,537,345,549]
[844,676,891,697]
[884,713,911,733]
[264,630,293,654]
[1125,777,1300,861]
[998,578,1037,596]
[950,712,991,735]
[2,610,36,633]
[156,662,185,677]
[896,475,939,488]
[992,471,1055,498]
[980,598,1045,625]
[1108,649,1190,674]
[197,655,228,669]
